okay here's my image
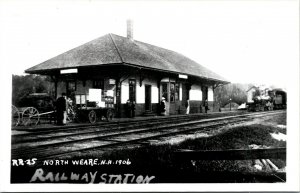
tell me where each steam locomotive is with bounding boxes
[247,89,286,112]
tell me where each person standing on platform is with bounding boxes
[131,101,136,118]
[125,99,132,118]
[204,99,209,113]
[185,99,190,114]
[56,93,67,125]
[160,97,166,116]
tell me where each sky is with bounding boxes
[0,0,299,88]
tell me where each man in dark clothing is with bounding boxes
[131,101,136,118]
[125,99,132,118]
[56,93,67,125]
[204,99,209,113]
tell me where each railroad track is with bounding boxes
[11,110,285,160]
[12,111,251,144]
[12,112,229,132]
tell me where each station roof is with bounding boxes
[25,33,229,83]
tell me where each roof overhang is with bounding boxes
[25,62,230,84]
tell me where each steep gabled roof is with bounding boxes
[246,86,259,92]
[25,33,229,83]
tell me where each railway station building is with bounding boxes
[25,23,229,118]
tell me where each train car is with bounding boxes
[246,88,286,112]
[246,96,271,112]
[272,90,287,110]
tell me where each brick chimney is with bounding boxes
[127,19,133,40]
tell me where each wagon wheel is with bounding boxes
[106,109,114,122]
[11,105,20,127]
[88,110,97,124]
[22,107,40,126]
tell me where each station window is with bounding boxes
[161,82,180,102]
[170,83,180,102]
[93,79,104,89]
[66,81,76,97]
[162,83,168,102]
[93,79,105,99]
[129,79,136,102]
[170,83,175,102]
[175,83,179,101]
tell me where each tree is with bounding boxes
[12,74,54,106]
[214,83,248,108]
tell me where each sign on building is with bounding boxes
[60,68,78,74]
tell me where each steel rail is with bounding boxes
[12,111,283,158]
[12,110,283,143]
[12,111,284,160]
[13,118,246,160]
[12,117,245,157]
[12,116,201,144]
[13,110,280,149]
[13,110,274,135]
[13,112,211,132]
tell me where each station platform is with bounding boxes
[11,110,243,135]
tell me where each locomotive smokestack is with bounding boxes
[127,19,133,40]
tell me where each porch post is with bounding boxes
[115,78,121,118]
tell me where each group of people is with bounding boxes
[160,97,210,115]
[55,93,211,124]
[55,93,73,125]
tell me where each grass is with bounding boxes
[179,124,286,150]
[90,113,287,182]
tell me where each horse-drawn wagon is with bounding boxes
[11,93,55,126]
[11,88,116,126]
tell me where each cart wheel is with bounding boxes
[22,107,40,126]
[11,105,20,127]
[88,110,97,124]
[106,109,114,122]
